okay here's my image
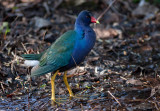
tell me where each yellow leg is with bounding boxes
[51,70,59,101]
[63,71,74,97]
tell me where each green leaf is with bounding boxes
[5,27,10,35]
[0,22,10,35]
[39,83,46,89]
[85,86,91,89]
[12,6,18,10]
[3,22,9,27]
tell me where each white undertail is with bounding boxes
[24,60,40,66]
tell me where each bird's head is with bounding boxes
[76,10,99,26]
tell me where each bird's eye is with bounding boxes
[86,16,90,18]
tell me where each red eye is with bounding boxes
[86,16,90,18]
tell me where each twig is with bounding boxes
[17,30,32,40]
[43,2,50,15]
[153,101,160,111]
[53,0,63,10]
[145,86,160,101]
[91,50,99,56]
[11,16,19,25]
[27,89,30,111]
[2,41,10,51]
[107,91,121,106]
[97,0,117,21]
[21,42,28,54]
[40,100,50,109]
[0,82,5,92]
[11,52,20,76]
[42,30,48,41]
[65,14,77,20]
[80,104,84,111]
[71,55,81,74]
[120,76,127,80]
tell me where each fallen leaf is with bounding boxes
[94,28,120,39]
[126,78,143,85]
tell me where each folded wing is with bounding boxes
[31,30,77,76]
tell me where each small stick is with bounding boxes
[120,76,127,80]
[91,50,99,56]
[2,41,10,51]
[11,16,19,25]
[71,55,81,74]
[107,91,121,106]
[97,0,117,21]
[42,29,48,41]
[0,82,5,92]
[21,42,28,54]
[71,55,78,66]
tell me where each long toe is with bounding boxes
[69,94,89,100]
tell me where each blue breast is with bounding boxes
[60,27,96,72]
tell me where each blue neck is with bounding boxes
[75,17,91,30]
[74,21,91,39]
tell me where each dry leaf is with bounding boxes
[126,78,143,85]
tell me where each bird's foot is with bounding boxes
[69,94,88,100]
[51,93,89,105]
[51,97,69,105]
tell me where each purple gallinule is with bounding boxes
[22,10,99,102]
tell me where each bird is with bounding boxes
[21,10,99,102]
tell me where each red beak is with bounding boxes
[91,17,100,24]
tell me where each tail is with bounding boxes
[21,53,43,66]
[21,53,43,60]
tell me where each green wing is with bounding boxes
[31,30,77,76]
[21,53,44,60]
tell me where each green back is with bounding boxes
[31,30,77,76]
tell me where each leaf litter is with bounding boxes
[0,0,160,110]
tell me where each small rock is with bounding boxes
[132,1,159,19]
[6,77,12,84]
[32,17,51,30]
[100,92,108,97]
[82,82,92,88]
[94,67,106,77]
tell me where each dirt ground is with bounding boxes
[0,0,160,110]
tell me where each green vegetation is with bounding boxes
[0,22,10,38]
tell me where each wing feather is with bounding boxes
[31,30,76,76]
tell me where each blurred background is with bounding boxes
[0,0,160,110]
